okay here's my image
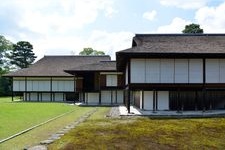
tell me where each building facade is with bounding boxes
[116,34,225,112]
[6,34,225,112]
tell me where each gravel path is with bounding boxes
[107,106,121,118]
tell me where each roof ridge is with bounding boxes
[135,33,225,37]
[44,55,111,57]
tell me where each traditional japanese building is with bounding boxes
[6,34,225,112]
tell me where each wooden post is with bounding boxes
[202,88,206,112]
[195,91,198,111]
[127,89,130,113]
[25,77,27,101]
[153,90,156,112]
[156,91,158,111]
[99,91,101,104]
[50,77,52,102]
[11,77,14,101]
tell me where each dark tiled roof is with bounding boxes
[65,61,116,72]
[118,34,225,54]
[6,55,111,77]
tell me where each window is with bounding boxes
[106,75,117,86]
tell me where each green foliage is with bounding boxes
[9,41,37,69]
[182,23,204,33]
[0,35,13,96]
[0,35,13,69]
[79,47,105,55]
[0,77,11,96]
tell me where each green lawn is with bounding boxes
[0,97,75,140]
[49,109,225,150]
[0,97,95,149]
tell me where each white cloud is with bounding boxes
[30,31,134,60]
[160,0,208,9]
[0,0,122,60]
[143,10,157,21]
[156,17,191,33]
[156,1,225,33]
[0,0,117,35]
[81,30,134,60]
[195,2,225,33]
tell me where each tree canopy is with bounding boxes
[9,41,37,69]
[182,23,204,33]
[0,35,13,96]
[0,35,13,72]
[79,48,105,55]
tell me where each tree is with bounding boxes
[0,35,13,96]
[79,47,105,55]
[9,41,37,69]
[182,23,204,33]
[0,35,13,70]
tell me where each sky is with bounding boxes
[1,0,225,60]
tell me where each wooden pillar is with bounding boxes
[195,91,198,111]
[156,91,158,111]
[142,91,144,109]
[74,75,76,103]
[25,77,27,101]
[181,91,184,112]
[111,90,113,104]
[177,89,181,112]
[99,91,101,104]
[153,90,156,112]
[40,93,42,102]
[86,93,88,104]
[115,90,117,104]
[11,77,14,101]
[37,92,39,102]
[50,77,52,102]
[127,89,130,113]
[202,88,206,112]
[203,58,206,84]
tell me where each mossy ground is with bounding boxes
[49,108,225,150]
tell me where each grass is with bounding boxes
[49,109,225,150]
[0,97,95,149]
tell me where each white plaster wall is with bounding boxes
[189,59,203,83]
[13,80,20,91]
[30,93,38,101]
[54,93,64,102]
[42,93,51,101]
[146,59,160,83]
[116,90,124,104]
[157,91,169,110]
[143,91,153,110]
[87,93,99,104]
[160,59,174,83]
[101,91,111,104]
[206,59,220,83]
[52,80,74,91]
[175,59,188,83]
[106,75,117,86]
[130,59,145,83]
[219,59,225,83]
